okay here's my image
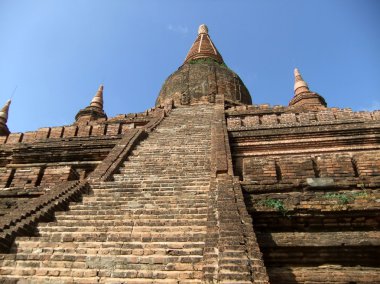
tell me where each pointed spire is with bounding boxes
[184,24,224,64]
[294,68,310,96]
[75,85,107,123]
[0,99,11,135]
[289,68,327,110]
[90,84,104,109]
[0,99,11,122]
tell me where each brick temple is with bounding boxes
[0,24,379,283]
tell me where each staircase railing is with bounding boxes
[0,180,89,252]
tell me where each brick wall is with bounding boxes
[227,105,380,283]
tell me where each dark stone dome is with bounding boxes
[156,59,252,106]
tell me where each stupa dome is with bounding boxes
[156,25,252,106]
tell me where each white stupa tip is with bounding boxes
[198,24,208,35]
[294,68,301,77]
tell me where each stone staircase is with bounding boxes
[0,105,214,283]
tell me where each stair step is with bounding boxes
[38,225,206,233]
[55,215,208,221]
[50,219,207,227]
[13,241,205,250]
[1,105,215,282]
[12,246,204,256]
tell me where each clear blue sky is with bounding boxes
[0,0,379,132]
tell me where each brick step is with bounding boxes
[126,153,209,158]
[120,162,209,166]
[138,135,209,138]
[73,199,209,204]
[100,184,209,190]
[78,201,208,206]
[34,231,207,243]
[119,166,210,170]
[135,140,209,145]
[47,219,208,227]
[37,225,206,233]
[12,246,204,257]
[127,147,209,153]
[12,240,205,251]
[65,206,208,212]
[111,178,209,183]
[113,175,209,180]
[82,195,208,202]
[128,146,209,151]
[128,150,209,155]
[108,178,209,183]
[88,189,208,196]
[91,179,210,186]
[90,185,209,191]
[127,154,209,160]
[0,261,204,279]
[117,172,209,177]
[0,277,202,284]
[68,203,208,210]
[131,141,209,144]
[121,165,209,170]
[115,170,210,176]
[128,144,209,148]
[2,254,204,266]
[0,275,101,284]
[60,207,208,214]
[120,158,209,163]
[0,267,203,282]
[131,139,209,143]
[69,204,208,210]
[88,191,209,197]
[128,150,209,154]
[93,181,210,187]
[54,214,208,221]
[89,187,208,193]
[87,193,208,199]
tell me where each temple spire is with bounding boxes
[184,24,224,64]
[75,85,107,123]
[90,84,104,109]
[0,99,11,135]
[289,68,327,110]
[294,68,310,96]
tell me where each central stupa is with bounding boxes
[156,24,252,106]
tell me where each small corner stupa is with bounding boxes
[75,85,107,123]
[0,99,11,136]
[289,68,327,110]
